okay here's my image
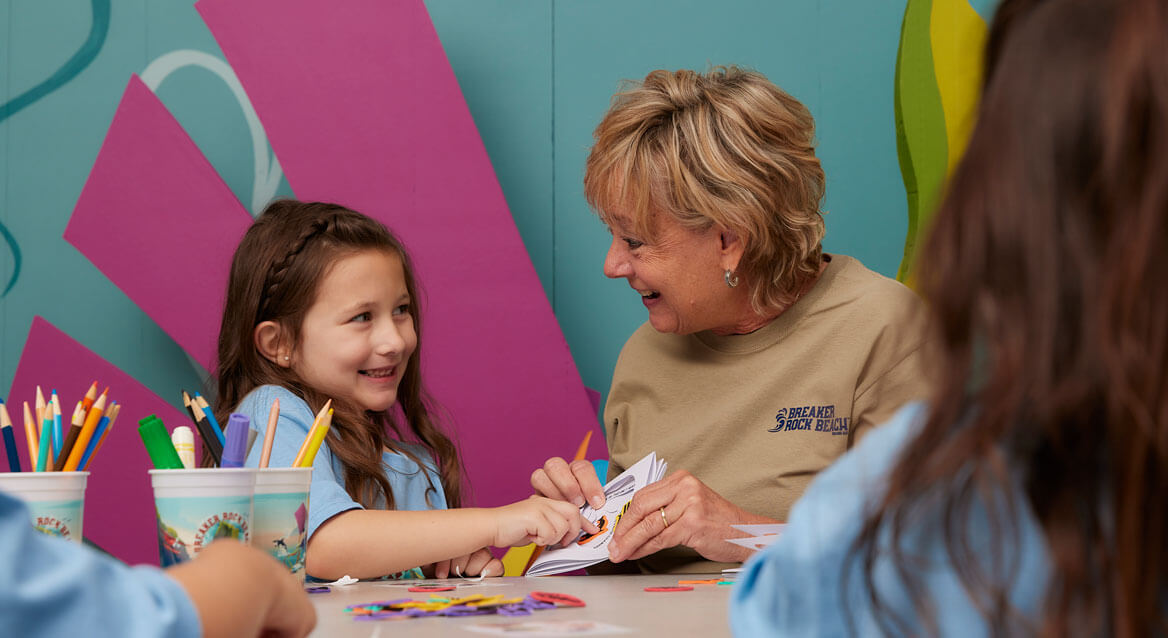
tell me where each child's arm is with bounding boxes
[306,496,595,581]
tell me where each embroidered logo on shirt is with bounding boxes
[769,405,849,435]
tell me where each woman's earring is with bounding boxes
[724,269,739,288]
[283,355,290,362]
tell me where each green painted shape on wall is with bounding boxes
[894,0,950,282]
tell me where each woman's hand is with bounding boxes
[531,456,607,509]
[607,470,776,564]
[492,495,599,548]
[431,547,503,579]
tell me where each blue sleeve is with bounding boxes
[730,403,927,637]
[0,492,200,638]
[240,386,362,538]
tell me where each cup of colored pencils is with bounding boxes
[0,381,120,541]
[139,407,256,567]
[253,397,326,580]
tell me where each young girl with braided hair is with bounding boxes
[217,200,593,580]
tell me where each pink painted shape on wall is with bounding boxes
[8,317,191,566]
[64,75,253,372]
[197,0,603,506]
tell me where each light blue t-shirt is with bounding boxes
[238,385,449,542]
[0,491,199,637]
[730,402,1052,636]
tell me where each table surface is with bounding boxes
[307,574,735,637]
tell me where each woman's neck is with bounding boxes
[711,258,829,336]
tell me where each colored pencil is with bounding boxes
[77,411,111,471]
[573,431,593,462]
[259,398,280,468]
[193,393,225,447]
[83,404,119,471]
[295,409,333,468]
[34,386,45,433]
[53,401,86,471]
[80,381,98,413]
[63,389,106,471]
[1,400,21,472]
[36,411,52,472]
[292,400,331,467]
[50,391,63,459]
[22,401,37,467]
[183,391,222,466]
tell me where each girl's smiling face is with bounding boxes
[291,249,417,412]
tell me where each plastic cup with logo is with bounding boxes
[0,471,89,542]
[253,467,312,581]
[149,468,256,566]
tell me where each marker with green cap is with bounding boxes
[138,415,184,470]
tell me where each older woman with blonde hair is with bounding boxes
[532,66,931,573]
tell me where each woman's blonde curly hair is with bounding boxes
[584,66,826,313]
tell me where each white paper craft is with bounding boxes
[724,523,786,553]
[525,452,667,577]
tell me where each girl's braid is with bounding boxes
[258,216,332,318]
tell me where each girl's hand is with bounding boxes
[492,495,599,548]
[432,547,503,579]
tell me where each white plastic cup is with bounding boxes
[149,468,256,566]
[0,471,89,542]
[253,467,312,581]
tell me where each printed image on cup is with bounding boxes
[149,468,256,567]
[253,467,312,581]
[0,471,89,542]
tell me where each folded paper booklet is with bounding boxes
[525,451,667,577]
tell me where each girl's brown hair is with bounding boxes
[214,200,463,509]
[853,0,1167,635]
[583,66,826,313]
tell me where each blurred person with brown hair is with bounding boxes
[732,0,1168,634]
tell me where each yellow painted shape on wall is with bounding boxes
[930,0,987,175]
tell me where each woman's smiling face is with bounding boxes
[602,211,742,335]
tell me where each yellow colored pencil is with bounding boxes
[292,400,331,467]
[296,409,333,468]
[34,387,46,434]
